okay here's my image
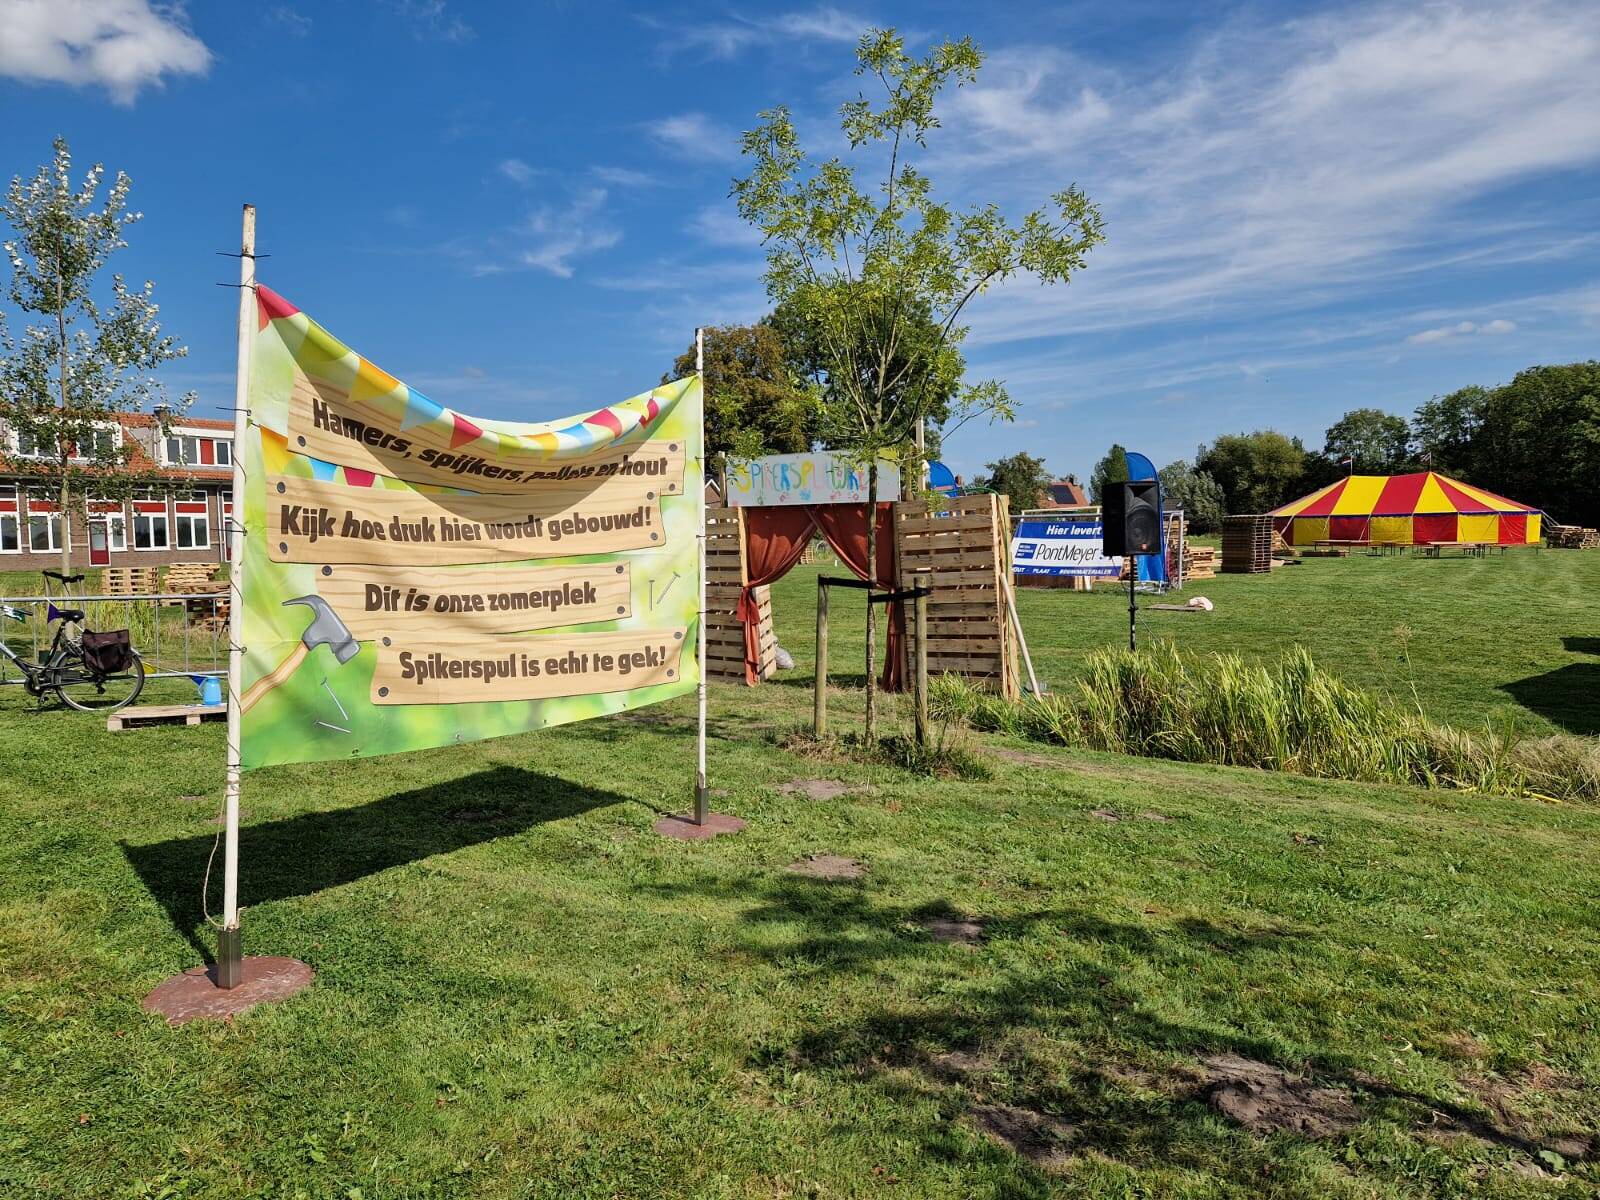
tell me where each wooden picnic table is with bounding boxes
[1415,542,1504,558]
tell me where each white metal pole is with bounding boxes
[220,204,255,983]
[694,327,708,824]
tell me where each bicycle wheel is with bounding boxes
[55,650,145,712]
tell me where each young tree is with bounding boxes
[733,29,1104,741]
[972,450,1050,511]
[1196,431,1307,514]
[0,137,190,574]
[667,320,813,485]
[1157,459,1225,533]
[1089,443,1129,502]
[769,288,960,472]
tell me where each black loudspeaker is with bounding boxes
[1102,480,1162,556]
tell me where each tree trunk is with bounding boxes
[59,477,71,578]
[864,460,878,744]
[56,261,72,577]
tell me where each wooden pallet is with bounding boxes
[163,563,220,606]
[703,505,774,684]
[107,702,226,732]
[895,493,1018,698]
[100,566,159,596]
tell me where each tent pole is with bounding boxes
[220,203,255,988]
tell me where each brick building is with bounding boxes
[1,413,235,576]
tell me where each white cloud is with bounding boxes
[512,188,620,279]
[0,0,211,103]
[646,112,740,161]
[919,1,1600,348]
[1406,317,1517,344]
[266,6,311,37]
[592,165,656,187]
[649,6,864,61]
[688,205,762,248]
[386,0,472,43]
[498,158,536,185]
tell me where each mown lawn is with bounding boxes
[1,551,1598,1198]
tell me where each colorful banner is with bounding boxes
[726,451,900,507]
[1010,517,1122,577]
[239,285,702,769]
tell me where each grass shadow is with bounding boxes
[1502,637,1600,734]
[122,765,624,961]
[639,872,1588,1185]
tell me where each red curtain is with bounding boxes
[809,503,904,692]
[737,507,817,684]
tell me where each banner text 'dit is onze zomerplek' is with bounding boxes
[238,285,702,769]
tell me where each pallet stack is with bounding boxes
[1221,515,1274,574]
[1184,545,1217,580]
[1548,524,1599,549]
[101,566,158,596]
[162,563,221,607]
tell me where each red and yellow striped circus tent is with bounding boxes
[1270,471,1542,547]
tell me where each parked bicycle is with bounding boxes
[0,571,145,712]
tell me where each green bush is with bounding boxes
[931,645,1600,805]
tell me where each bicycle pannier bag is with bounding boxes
[81,629,134,674]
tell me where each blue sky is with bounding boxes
[1,0,1597,484]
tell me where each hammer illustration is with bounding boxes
[240,595,359,712]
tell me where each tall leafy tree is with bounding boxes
[972,450,1051,511]
[1089,443,1129,502]
[732,28,1104,741]
[1411,385,1489,477]
[1475,362,1600,527]
[668,320,813,485]
[1322,407,1413,473]
[1196,431,1307,514]
[0,137,190,573]
[1157,459,1226,533]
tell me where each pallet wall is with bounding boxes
[894,493,1019,699]
[703,505,776,684]
[1221,515,1274,574]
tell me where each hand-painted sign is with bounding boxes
[238,285,702,769]
[1011,517,1122,577]
[725,451,900,507]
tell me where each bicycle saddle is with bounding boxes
[43,571,86,584]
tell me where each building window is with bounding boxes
[215,439,232,466]
[165,435,201,466]
[28,513,63,552]
[73,428,118,460]
[134,512,169,550]
[106,514,128,551]
[0,485,16,553]
[175,512,209,549]
[16,429,56,459]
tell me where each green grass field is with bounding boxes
[2,551,1598,1197]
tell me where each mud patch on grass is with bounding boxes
[928,1048,992,1080]
[778,779,861,802]
[787,854,866,881]
[1089,808,1123,823]
[921,916,985,945]
[1202,1054,1359,1137]
[970,1103,1076,1172]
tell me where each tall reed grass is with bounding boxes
[930,644,1600,805]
